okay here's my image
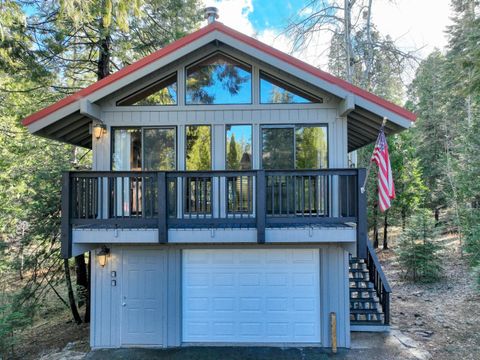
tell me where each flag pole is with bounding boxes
[360,117,388,194]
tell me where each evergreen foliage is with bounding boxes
[397,210,443,283]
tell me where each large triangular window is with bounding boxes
[260,71,322,104]
[117,73,177,106]
[186,53,252,105]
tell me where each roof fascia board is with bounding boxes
[26,31,218,134]
[354,97,413,129]
[28,102,81,133]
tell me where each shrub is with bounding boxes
[397,209,443,282]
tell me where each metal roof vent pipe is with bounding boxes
[204,7,219,24]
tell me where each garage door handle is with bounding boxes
[122,302,126,307]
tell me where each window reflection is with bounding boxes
[185,125,211,170]
[295,126,328,169]
[261,127,294,170]
[260,71,322,104]
[143,128,176,171]
[186,53,252,105]
[117,73,177,106]
[226,125,252,170]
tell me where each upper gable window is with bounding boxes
[260,71,322,104]
[117,73,177,106]
[186,53,252,105]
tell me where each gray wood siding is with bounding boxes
[90,244,350,349]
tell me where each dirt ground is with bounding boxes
[12,310,89,360]
[11,233,480,360]
[379,233,480,360]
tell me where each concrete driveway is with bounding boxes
[86,332,430,360]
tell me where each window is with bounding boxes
[186,53,252,105]
[117,73,177,106]
[143,128,176,171]
[260,71,322,104]
[261,125,328,169]
[112,128,142,170]
[226,125,252,170]
[185,125,211,170]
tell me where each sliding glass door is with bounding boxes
[261,125,328,216]
[111,127,176,218]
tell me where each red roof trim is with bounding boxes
[22,21,415,126]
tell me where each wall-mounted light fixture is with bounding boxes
[96,245,110,267]
[93,122,107,140]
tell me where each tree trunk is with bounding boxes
[64,259,82,324]
[401,208,406,231]
[75,254,88,307]
[434,207,440,227]
[97,13,112,80]
[383,211,389,249]
[373,201,379,248]
[84,252,91,323]
[344,0,353,83]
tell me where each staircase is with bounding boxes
[349,241,391,332]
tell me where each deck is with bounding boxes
[61,168,367,257]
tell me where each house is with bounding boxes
[22,9,414,350]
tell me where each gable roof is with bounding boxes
[22,21,415,150]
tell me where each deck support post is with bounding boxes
[158,172,168,243]
[256,170,266,244]
[357,168,367,258]
[61,172,72,258]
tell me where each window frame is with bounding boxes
[184,51,253,106]
[260,123,329,170]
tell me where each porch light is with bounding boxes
[96,246,110,267]
[93,122,106,140]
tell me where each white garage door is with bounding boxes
[182,249,320,343]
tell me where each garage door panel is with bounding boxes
[183,249,320,343]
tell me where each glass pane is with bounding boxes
[112,128,141,170]
[260,72,322,104]
[295,126,328,169]
[261,127,294,170]
[143,128,176,171]
[226,125,252,170]
[117,74,177,106]
[185,125,211,170]
[186,53,252,105]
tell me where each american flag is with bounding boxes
[372,128,395,212]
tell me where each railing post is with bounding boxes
[384,292,390,325]
[61,172,72,259]
[357,168,367,259]
[256,170,266,244]
[157,172,168,244]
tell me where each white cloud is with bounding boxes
[372,0,452,57]
[205,0,452,73]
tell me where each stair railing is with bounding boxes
[365,240,392,325]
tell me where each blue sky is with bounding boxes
[246,0,304,30]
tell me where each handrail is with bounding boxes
[366,239,391,325]
[366,240,392,292]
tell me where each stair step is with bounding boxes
[350,308,383,314]
[350,313,385,322]
[350,301,380,310]
[349,281,374,289]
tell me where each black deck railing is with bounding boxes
[366,240,392,325]
[61,168,367,257]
